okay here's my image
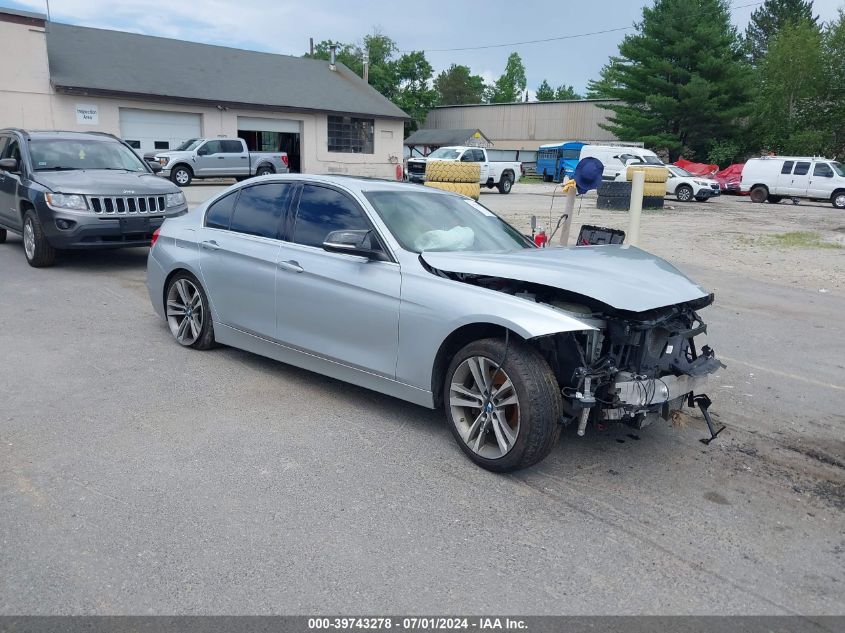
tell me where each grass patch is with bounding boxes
[769,231,841,249]
[519,174,546,184]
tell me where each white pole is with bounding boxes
[559,183,576,246]
[628,170,645,247]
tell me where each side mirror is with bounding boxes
[146,160,163,173]
[0,157,19,172]
[322,229,384,260]
[197,147,209,156]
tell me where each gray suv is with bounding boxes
[0,129,188,267]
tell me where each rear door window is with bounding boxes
[794,162,810,176]
[205,191,239,230]
[221,140,243,153]
[781,161,794,174]
[229,183,292,239]
[292,184,371,248]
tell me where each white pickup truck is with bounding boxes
[154,137,289,186]
[406,146,522,194]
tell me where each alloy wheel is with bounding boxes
[166,278,204,346]
[23,218,35,260]
[175,170,189,185]
[835,193,845,209]
[449,356,520,459]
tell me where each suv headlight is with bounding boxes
[166,191,186,208]
[694,180,709,186]
[45,193,88,211]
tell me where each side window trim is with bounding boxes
[228,182,293,240]
[287,182,394,262]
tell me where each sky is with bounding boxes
[4,0,844,95]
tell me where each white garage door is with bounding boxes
[119,108,202,154]
[237,116,301,133]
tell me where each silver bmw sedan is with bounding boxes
[147,175,722,472]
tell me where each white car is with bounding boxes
[406,147,521,194]
[614,164,721,202]
[741,156,845,209]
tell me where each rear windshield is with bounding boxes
[28,138,148,172]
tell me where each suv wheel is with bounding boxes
[22,209,56,267]
[165,273,215,349]
[676,184,693,202]
[833,192,845,210]
[445,338,562,472]
[256,165,274,177]
[171,166,192,187]
[497,173,513,194]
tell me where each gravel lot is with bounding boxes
[1,180,843,615]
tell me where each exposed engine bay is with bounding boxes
[430,267,726,440]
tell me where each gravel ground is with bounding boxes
[0,181,843,615]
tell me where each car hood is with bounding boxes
[420,245,710,313]
[34,170,179,195]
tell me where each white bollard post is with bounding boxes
[559,184,576,246]
[628,170,645,247]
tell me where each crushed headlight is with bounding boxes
[44,193,88,211]
[166,191,186,208]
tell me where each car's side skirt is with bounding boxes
[215,323,435,409]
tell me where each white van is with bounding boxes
[741,156,845,209]
[580,145,663,181]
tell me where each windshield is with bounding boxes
[175,138,203,151]
[641,155,664,165]
[364,190,532,253]
[832,162,845,177]
[28,138,148,172]
[428,148,462,160]
[670,166,693,177]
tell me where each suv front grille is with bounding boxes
[89,195,167,214]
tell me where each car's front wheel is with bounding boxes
[22,209,56,267]
[445,338,562,472]
[165,273,215,349]
[676,184,693,202]
[171,166,192,187]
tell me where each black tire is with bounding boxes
[164,272,216,350]
[170,165,192,187]
[597,181,633,198]
[831,191,845,210]
[749,185,768,203]
[643,195,665,209]
[767,195,783,204]
[0,228,6,243]
[444,337,562,472]
[256,165,274,177]
[676,184,694,202]
[596,195,630,210]
[542,170,550,183]
[497,172,513,194]
[22,209,56,268]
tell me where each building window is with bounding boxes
[154,141,169,150]
[125,140,141,149]
[327,116,374,154]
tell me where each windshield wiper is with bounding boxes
[36,166,79,171]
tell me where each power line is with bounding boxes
[398,0,764,53]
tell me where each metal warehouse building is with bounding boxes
[0,8,407,178]
[422,100,620,154]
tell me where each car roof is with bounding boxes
[255,173,460,196]
[2,129,121,142]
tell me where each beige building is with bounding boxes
[0,8,407,178]
[422,100,620,152]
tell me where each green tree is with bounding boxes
[745,0,817,63]
[823,9,845,156]
[392,51,438,133]
[535,80,555,101]
[586,56,624,99]
[554,85,581,100]
[752,20,829,155]
[434,64,486,105]
[598,0,751,161]
[488,52,527,103]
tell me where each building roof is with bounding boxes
[403,128,490,147]
[45,22,408,120]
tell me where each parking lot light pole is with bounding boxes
[628,170,645,247]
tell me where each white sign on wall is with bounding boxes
[75,103,99,125]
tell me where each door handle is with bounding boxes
[201,240,220,251]
[278,260,304,273]
[217,156,226,159]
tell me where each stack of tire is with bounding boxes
[424,161,481,200]
[596,165,669,210]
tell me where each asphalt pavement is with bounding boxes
[0,183,842,615]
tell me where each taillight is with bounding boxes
[151,228,160,247]
[282,155,289,167]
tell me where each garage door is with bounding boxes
[119,108,202,154]
[237,116,300,133]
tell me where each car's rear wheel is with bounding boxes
[676,184,693,202]
[22,209,56,267]
[749,185,768,203]
[165,273,215,349]
[832,192,845,210]
[171,166,192,187]
[256,165,274,176]
[445,338,562,472]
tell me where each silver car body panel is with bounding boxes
[420,246,709,313]
[147,175,713,410]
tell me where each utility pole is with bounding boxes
[362,49,369,83]
[309,37,314,56]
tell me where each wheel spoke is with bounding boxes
[166,300,186,316]
[465,412,485,446]
[175,279,190,305]
[466,357,488,394]
[188,317,199,339]
[176,317,190,341]
[492,378,517,407]
[491,410,516,455]
[449,383,483,408]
